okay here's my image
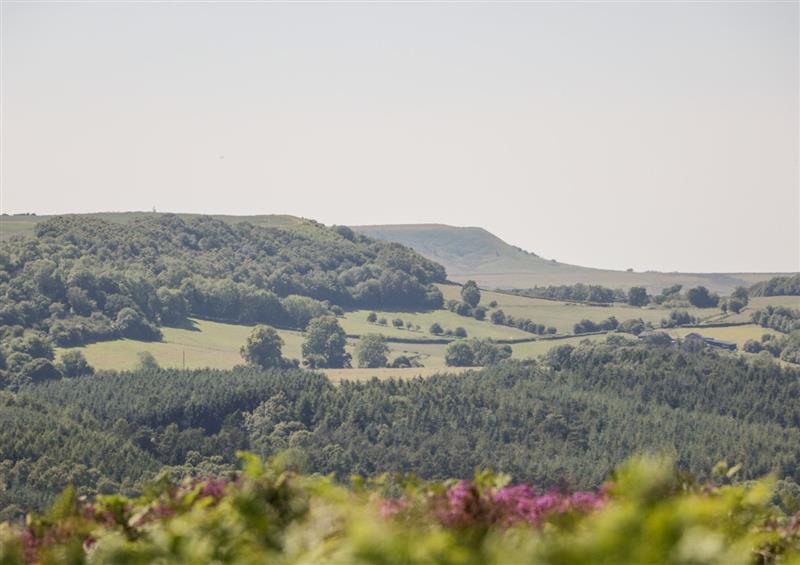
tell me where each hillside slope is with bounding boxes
[352,224,787,294]
[0,212,305,241]
[3,215,787,294]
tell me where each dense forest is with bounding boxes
[749,274,800,297]
[2,338,798,519]
[0,215,446,347]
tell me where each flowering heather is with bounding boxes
[0,455,798,564]
[432,480,606,529]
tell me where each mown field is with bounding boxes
[339,308,532,340]
[56,316,583,377]
[55,318,460,378]
[664,324,782,347]
[55,287,795,378]
[437,283,721,332]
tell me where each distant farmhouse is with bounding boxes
[684,332,737,351]
[636,331,737,351]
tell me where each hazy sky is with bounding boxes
[2,1,798,273]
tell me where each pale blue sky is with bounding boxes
[2,1,798,272]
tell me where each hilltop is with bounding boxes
[2,214,789,294]
[352,223,786,294]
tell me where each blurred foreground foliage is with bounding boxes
[1,453,799,564]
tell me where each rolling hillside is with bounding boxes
[0,212,306,240]
[352,224,787,294]
[2,214,788,294]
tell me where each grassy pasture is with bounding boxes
[339,308,532,341]
[437,284,720,333]
[56,311,790,378]
[718,296,800,324]
[57,317,455,374]
[664,324,782,347]
[56,319,308,371]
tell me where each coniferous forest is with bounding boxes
[3,338,799,520]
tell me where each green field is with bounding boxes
[55,296,797,378]
[437,283,720,333]
[56,318,305,371]
[717,295,800,323]
[664,324,782,347]
[340,308,532,341]
[55,316,590,377]
[55,317,456,375]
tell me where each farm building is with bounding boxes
[684,332,737,351]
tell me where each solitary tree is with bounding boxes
[687,286,720,308]
[490,309,506,325]
[136,351,160,371]
[429,322,444,335]
[241,325,285,368]
[731,286,750,303]
[728,286,749,314]
[627,287,649,307]
[445,341,475,367]
[355,334,389,368]
[302,316,351,368]
[366,312,378,323]
[461,280,481,307]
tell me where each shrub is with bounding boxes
[743,339,762,353]
[57,351,94,378]
[355,334,389,368]
[490,310,506,325]
[461,280,481,307]
[136,351,160,371]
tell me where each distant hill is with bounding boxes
[2,214,788,295]
[351,224,789,295]
[0,212,305,241]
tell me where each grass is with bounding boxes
[717,296,800,323]
[56,317,452,374]
[56,318,308,371]
[437,283,720,334]
[55,308,793,377]
[664,324,782,347]
[340,308,532,341]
